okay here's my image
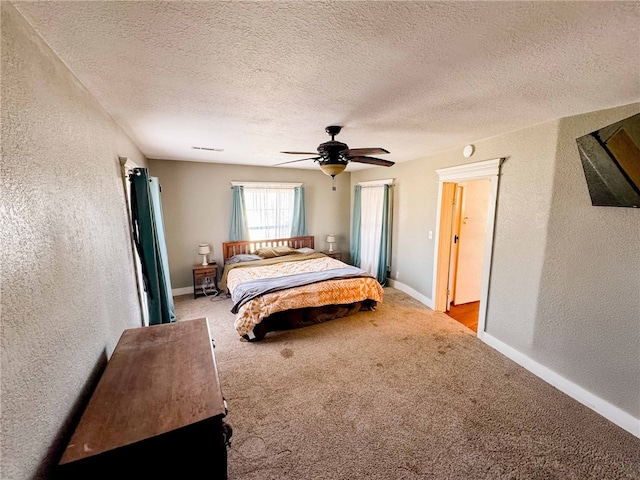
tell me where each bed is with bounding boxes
[220,236,384,341]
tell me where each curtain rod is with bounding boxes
[357,178,394,187]
[358,184,395,188]
[230,181,303,189]
[357,184,394,188]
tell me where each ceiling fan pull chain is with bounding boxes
[332,176,337,191]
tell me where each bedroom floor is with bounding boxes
[172,289,639,480]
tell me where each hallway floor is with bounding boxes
[446,301,479,333]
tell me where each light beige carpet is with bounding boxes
[174,288,640,480]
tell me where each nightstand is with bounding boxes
[193,263,218,298]
[323,251,342,261]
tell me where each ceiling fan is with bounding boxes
[275,126,394,190]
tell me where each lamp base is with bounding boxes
[201,255,208,266]
[328,244,335,253]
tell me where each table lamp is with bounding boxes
[198,244,211,265]
[326,235,336,253]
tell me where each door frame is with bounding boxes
[432,158,503,337]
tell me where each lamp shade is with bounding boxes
[198,244,211,255]
[320,163,346,177]
[326,235,336,244]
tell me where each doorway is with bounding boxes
[445,179,491,332]
[432,158,503,338]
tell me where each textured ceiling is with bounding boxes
[14,1,640,171]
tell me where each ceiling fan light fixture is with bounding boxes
[319,163,346,177]
[278,126,393,190]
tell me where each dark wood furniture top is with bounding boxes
[322,251,342,261]
[60,318,226,466]
[222,235,315,263]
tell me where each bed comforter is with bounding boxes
[221,253,384,337]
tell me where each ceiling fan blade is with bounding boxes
[342,147,390,156]
[280,151,319,155]
[349,156,395,167]
[273,157,320,166]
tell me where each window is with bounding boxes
[351,179,393,284]
[230,182,306,241]
[244,187,295,240]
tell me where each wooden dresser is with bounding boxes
[58,318,231,479]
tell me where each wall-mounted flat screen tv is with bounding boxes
[576,112,640,208]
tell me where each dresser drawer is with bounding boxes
[195,268,216,278]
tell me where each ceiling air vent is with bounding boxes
[191,146,224,152]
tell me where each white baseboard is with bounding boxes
[387,279,434,310]
[172,286,192,297]
[389,282,639,439]
[480,332,640,439]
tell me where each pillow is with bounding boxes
[296,247,315,254]
[225,253,262,265]
[254,245,299,259]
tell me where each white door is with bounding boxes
[453,179,491,305]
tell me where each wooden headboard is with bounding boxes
[222,236,315,263]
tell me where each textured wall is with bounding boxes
[1,4,145,479]
[351,155,459,297]
[534,104,640,416]
[350,120,558,307]
[471,121,560,346]
[147,159,351,289]
[351,103,639,422]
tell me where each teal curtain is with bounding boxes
[291,187,307,236]
[377,184,391,285]
[350,185,362,267]
[130,168,176,325]
[229,185,249,241]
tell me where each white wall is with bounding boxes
[352,103,640,429]
[1,4,145,479]
[147,159,352,289]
